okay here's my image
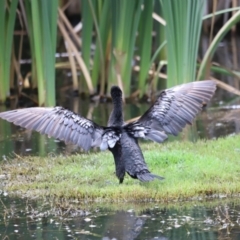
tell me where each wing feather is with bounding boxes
[124,80,216,142]
[0,107,104,151]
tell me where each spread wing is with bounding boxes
[124,80,216,143]
[0,107,107,151]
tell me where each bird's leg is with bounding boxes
[113,166,125,184]
[119,177,124,184]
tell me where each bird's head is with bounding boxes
[111,86,122,100]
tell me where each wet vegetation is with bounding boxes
[0,134,239,202]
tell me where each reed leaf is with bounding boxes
[0,0,18,103]
[31,0,45,106]
[150,40,167,69]
[211,77,240,96]
[22,0,38,89]
[197,10,240,80]
[111,0,143,96]
[151,1,167,91]
[203,6,240,20]
[138,0,154,95]
[209,65,240,79]
[89,0,110,95]
[160,0,205,87]
[57,19,94,94]
[22,1,58,106]
[65,41,78,91]
[81,0,94,92]
[58,8,80,92]
[58,8,81,47]
[152,12,166,26]
[0,1,6,102]
[41,0,58,106]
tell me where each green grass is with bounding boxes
[1,134,240,202]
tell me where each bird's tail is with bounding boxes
[137,172,164,182]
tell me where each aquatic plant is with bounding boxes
[0,0,18,103]
[0,0,240,105]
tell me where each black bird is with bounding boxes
[0,80,216,183]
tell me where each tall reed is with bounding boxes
[0,0,18,103]
[33,0,58,106]
[110,0,143,96]
[160,0,205,87]
[1,0,240,106]
[138,0,154,95]
[198,10,240,80]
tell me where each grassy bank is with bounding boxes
[1,134,240,202]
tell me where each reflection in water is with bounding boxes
[1,195,240,239]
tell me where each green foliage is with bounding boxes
[81,0,94,92]
[30,0,58,106]
[109,0,143,95]
[41,0,58,106]
[2,134,240,201]
[1,0,240,105]
[198,10,240,80]
[138,0,154,94]
[160,0,205,87]
[0,0,18,103]
[89,0,110,95]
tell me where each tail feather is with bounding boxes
[137,173,164,182]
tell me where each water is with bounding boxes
[1,195,240,240]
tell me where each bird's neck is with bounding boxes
[108,96,124,127]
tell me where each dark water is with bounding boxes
[1,195,240,240]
